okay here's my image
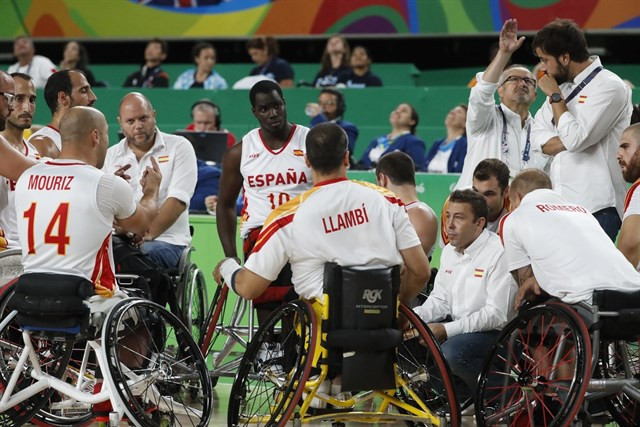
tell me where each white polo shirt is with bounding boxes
[531,57,631,216]
[245,178,421,300]
[102,129,197,246]
[455,72,547,189]
[501,189,640,304]
[8,55,57,89]
[414,229,517,338]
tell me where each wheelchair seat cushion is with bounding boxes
[8,273,94,330]
[593,289,640,339]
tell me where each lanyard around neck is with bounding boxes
[551,66,603,125]
[499,106,531,164]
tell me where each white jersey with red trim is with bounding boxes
[28,125,62,151]
[245,178,421,300]
[14,160,134,297]
[0,140,41,247]
[623,179,640,220]
[405,200,437,257]
[501,189,640,304]
[239,124,312,238]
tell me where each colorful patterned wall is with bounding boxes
[1,0,638,39]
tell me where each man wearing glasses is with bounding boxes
[456,19,547,190]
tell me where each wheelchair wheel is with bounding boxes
[0,283,75,427]
[102,298,212,427]
[228,300,317,427]
[396,304,461,427]
[475,302,591,427]
[178,263,207,344]
[198,284,232,387]
[596,338,640,426]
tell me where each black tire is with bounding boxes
[397,305,461,427]
[179,263,207,344]
[102,298,212,427]
[0,282,74,427]
[228,300,317,427]
[198,284,231,388]
[475,302,591,427]
[596,338,640,426]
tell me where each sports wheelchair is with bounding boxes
[227,263,461,426]
[0,272,212,427]
[474,290,640,426]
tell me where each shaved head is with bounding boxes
[511,169,552,196]
[60,106,107,145]
[119,92,153,114]
[118,92,157,149]
[0,70,16,131]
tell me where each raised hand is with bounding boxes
[141,156,162,195]
[500,19,525,55]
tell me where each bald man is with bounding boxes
[500,169,639,308]
[102,92,197,269]
[14,106,161,296]
[28,69,97,159]
[617,123,640,270]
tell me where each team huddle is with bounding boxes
[0,16,639,424]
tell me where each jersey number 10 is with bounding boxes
[23,202,71,255]
[268,192,291,210]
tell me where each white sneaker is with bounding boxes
[304,378,330,409]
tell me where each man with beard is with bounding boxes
[456,19,546,190]
[217,80,311,322]
[0,73,40,248]
[531,19,632,241]
[102,92,196,269]
[617,123,640,270]
[28,69,97,158]
[0,70,37,251]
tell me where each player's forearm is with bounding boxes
[541,136,566,155]
[146,198,185,240]
[400,267,430,305]
[483,50,512,84]
[129,198,160,234]
[216,204,239,258]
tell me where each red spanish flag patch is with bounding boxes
[293,149,304,156]
[474,268,485,278]
[158,155,170,163]
[578,95,587,104]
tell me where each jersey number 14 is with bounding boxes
[23,202,71,255]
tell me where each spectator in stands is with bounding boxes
[103,93,197,269]
[376,152,438,260]
[531,18,632,241]
[455,19,546,190]
[59,41,99,87]
[191,160,221,214]
[174,42,227,90]
[313,35,351,88]
[357,103,425,169]
[7,36,56,89]
[414,189,517,402]
[28,70,97,159]
[337,46,382,88]
[246,36,294,88]
[184,99,237,148]
[304,88,358,155]
[123,38,170,88]
[617,123,640,270]
[424,104,468,173]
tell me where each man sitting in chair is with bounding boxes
[213,122,429,305]
[501,169,640,308]
[413,189,517,403]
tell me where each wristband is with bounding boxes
[220,258,242,295]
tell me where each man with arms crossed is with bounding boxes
[531,19,632,241]
[501,169,639,309]
[217,80,312,317]
[617,123,640,270]
[456,19,546,189]
[414,189,517,401]
[28,70,97,159]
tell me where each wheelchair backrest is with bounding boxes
[593,289,640,339]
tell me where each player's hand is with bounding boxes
[499,19,525,55]
[514,276,543,310]
[537,73,561,97]
[213,257,242,287]
[205,195,218,213]
[114,164,132,181]
[427,323,448,343]
[141,156,162,195]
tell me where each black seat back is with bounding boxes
[7,273,94,336]
[593,289,640,339]
[324,263,401,391]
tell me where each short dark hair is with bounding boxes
[10,72,32,82]
[375,152,416,185]
[192,42,214,60]
[532,19,589,63]
[449,189,489,226]
[473,158,510,191]
[148,38,168,56]
[246,36,279,57]
[407,103,419,134]
[44,70,74,115]
[249,80,284,107]
[320,88,346,117]
[306,122,348,174]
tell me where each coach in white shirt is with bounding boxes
[414,189,517,400]
[531,19,632,241]
[456,19,546,190]
[103,92,197,269]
